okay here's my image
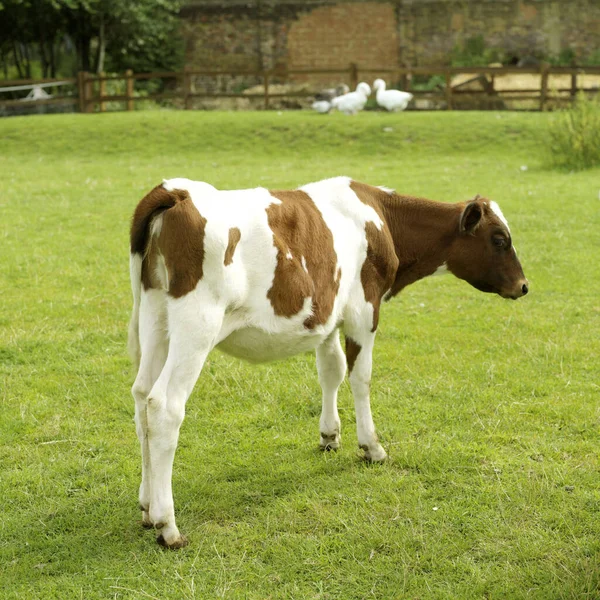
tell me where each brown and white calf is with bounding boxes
[129,176,528,548]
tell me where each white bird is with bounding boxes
[311,100,333,113]
[315,83,350,102]
[311,84,350,114]
[331,82,371,115]
[373,78,413,112]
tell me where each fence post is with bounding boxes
[77,71,86,113]
[99,72,106,113]
[570,72,577,104]
[125,69,134,111]
[540,63,549,111]
[83,72,94,113]
[183,67,192,109]
[349,63,358,90]
[445,71,453,110]
[264,71,270,110]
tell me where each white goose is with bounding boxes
[311,100,334,114]
[331,82,371,115]
[311,83,350,114]
[373,78,413,112]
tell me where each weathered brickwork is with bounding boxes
[398,0,600,66]
[181,0,600,79]
[287,3,398,74]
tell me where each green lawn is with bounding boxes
[1,110,599,599]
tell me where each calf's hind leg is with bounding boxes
[131,290,169,528]
[146,299,224,548]
[316,329,346,450]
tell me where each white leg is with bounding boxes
[131,290,168,528]
[344,327,387,463]
[146,297,223,548]
[316,329,346,450]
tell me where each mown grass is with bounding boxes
[1,109,599,599]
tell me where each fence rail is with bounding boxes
[1,64,599,114]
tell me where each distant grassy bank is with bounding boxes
[1,111,599,599]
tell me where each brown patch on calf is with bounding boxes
[224,227,241,266]
[159,196,207,298]
[351,180,464,299]
[349,182,399,330]
[131,184,207,298]
[345,336,361,374]
[350,181,527,300]
[267,190,340,328]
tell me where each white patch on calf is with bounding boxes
[377,186,395,195]
[490,201,510,232]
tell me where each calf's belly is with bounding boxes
[217,327,330,363]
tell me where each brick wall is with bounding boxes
[181,0,600,83]
[286,3,398,82]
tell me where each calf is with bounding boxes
[129,176,528,548]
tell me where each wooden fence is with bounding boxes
[1,64,599,114]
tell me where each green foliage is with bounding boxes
[547,93,600,170]
[1,111,599,598]
[0,0,184,78]
[451,35,503,67]
[99,0,184,73]
[409,74,445,91]
[548,47,577,66]
[583,48,600,66]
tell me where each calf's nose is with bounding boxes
[521,283,529,296]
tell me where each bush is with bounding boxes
[548,48,576,66]
[547,93,600,170]
[451,35,504,67]
[583,49,600,66]
[410,74,446,91]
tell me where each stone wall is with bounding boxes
[181,0,600,85]
[398,0,600,66]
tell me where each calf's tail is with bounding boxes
[127,183,190,369]
[128,253,143,370]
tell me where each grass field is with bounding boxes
[1,109,599,599]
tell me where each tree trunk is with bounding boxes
[95,12,106,74]
[1,49,8,79]
[12,41,24,79]
[75,6,92,72]
[39,39,50,78]
[49,39,57,78]
[22,43,32,78]
[81,37,91,72]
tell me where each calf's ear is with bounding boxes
[460,200,483,234]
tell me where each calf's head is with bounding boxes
[447,196,528,300]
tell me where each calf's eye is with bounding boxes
[492,236,505,248]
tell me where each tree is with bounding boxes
[0,0,184,78]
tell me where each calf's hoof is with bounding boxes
[140,506,153,529]
[360,444,387,463]
[157,533,189,550]
[320,432,341,451]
